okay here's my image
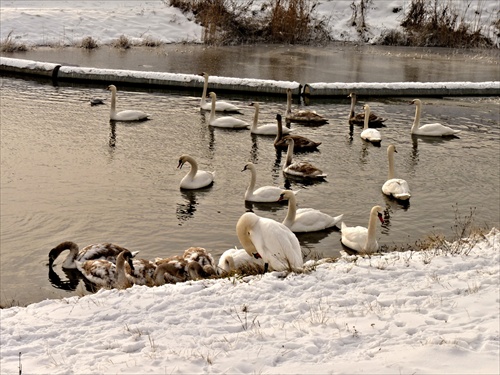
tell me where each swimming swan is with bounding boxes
[106,85,150,121]
[249,102,291,135]
[177,154,215,189]
[236,211,303,272]
[274,114,321,151]
[360,104,382,144]
[285,88,328,124]
[348,93,386,126]
[382,145,411,201]
[278,190,343,233]
[242,162,297,202]
[341,205,385,254]
[76,250,136,289]
[208,92,249,128]
[410,99,461,136]
[282,138,327,179]
[217,247,265,275]
[49,241,137,269]
[199,72,241,113]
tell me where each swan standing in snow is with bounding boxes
[410,99,461,136]
[76,250,136,289]
[285,88,328,124]
[274,114,321,151]
[278,190,343,233]
[217,247,265,275]
[348,93,386,127]
[49,241,136,269]
[177,154,215,190]
[208,92,249,128]
[106,85,150,121]
[236,211,303,272]
[242,162,297,202]
[249,102,291,135]
[341,205,385,254]
[199,72,241,113]
[382,145,411,201]
[360,104,382,144]
[282,138,327,179]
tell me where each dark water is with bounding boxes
[1,75,499,306]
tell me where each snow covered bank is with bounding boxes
[1,229,499,374]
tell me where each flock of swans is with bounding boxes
[50,75,462,291]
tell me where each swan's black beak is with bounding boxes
[177,160,184,169]
[378,212,384,224]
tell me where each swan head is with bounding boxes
[387,144,397,154]
[106,85,117,92]
[363,104,370,112]
[371,205,385,224]
[277,190,294,202]
[120,250,136,272]
[199,72,208,77]
[209,92,216,99]
[276,113,282,121]
[410,99,421,106]
[249,102,259,109]
[177,154,190,169]
[348,92,357,99]
[241,162,255,172]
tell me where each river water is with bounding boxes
[1,45,499,306]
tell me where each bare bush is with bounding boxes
[0,31,28,52]
[79,36,99,49]
[113,35,131,49]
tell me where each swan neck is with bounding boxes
[252,105,259,130]
[363,107,370,129]
[411,102,421,133]
[285,140,294,167]
[387,148,395,179]
[200,75,208,106]
[274,117,283,144]
[236,216,258,257]
[286,90,292,115]
[247,166,257,194]
[115,253,129,288]
[283,194,297,227]
[186,156,198,178]
[110,89,117,115]
[210,94,216,121]
[349,96,355,118]
[365,209,379,249]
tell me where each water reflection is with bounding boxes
[296,227,340,260]
[109,120,117,148]
[176,188,212,225]
[48,265,98,293]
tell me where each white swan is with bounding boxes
[282,138,327,179]
[106,85,150,121]
[348,93,386,126]
[75,250,136,289]
[236,211,303,272]
[242,162,297,202]
[199,72,241,113]
[274,114,321,151]
[278,190,344,233]
[177,154,214,190]
[285,88,328,124]
[410,99,461,136]
[217,247,265,275]
[360,104,382,144]
[340,205,385,254]
[249,102,291,135]
[208,92,249,128]
[382,145,411,201]
[48,241,137,269]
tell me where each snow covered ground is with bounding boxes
[1,0,498,47]
[1,229,499,374]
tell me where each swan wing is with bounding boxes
[361,128,382,142]
[415,123,460,137]
[382,179,411,200]
[340,223,368,252]
[210,116,249,129]
[284,162,327,178]
[250,217,303,271]
[76,259,116,287]
[180,170,214,189]
[114,110,150,121]
[247,186,284,202]
[252,123,292,135]
[290,209,343,232]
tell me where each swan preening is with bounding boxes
[341,205,385,254]
[274,114,321,151]
[285,88,328,124]
[282,138,327,179]
[348,93,386,127]
[106,85,151,121]
[199,72,241,113]
[217,247,265,275]
[410,99,461,136]
[242,162,297,202]
[249,102,291,135]
[208,92,249,128]
[236,211,303,272]
[360,104,382,144]
[177,154,215,190]
[278,190,343,233]
[49,241,137,269]
[75,250,136,289]
[382,145,411,201]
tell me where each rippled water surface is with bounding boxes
[1,77,499,306]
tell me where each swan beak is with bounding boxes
[252,252,262,259]
[378,212,384,224]
[177,160,184,169]
[277,194,285,202]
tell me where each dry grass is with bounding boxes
[0,31,28,52]
[380,0,495,47]
[79,36,99,49]
[113,34,131,49]
[169,0,330,45]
